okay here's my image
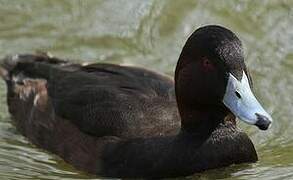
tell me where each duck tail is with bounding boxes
[0,53,70,82]
[0,55,16,81]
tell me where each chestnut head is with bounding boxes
[175,25,272,130]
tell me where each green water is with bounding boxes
[0,0,292,179]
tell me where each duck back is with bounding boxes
[2,54,180,138]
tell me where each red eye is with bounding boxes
[201,58,215,72]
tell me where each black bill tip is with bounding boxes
[255,113,271,130]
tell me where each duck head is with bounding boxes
[175,25,272,132]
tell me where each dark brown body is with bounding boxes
[0,54,257,178]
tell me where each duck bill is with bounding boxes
[222,71,273,130]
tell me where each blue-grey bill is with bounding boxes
[223,71,273,130]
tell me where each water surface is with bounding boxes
[0,0,292,179]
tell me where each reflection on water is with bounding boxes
[0,0,292,179]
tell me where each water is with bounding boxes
[0,0,292,179]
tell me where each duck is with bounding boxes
[0,25,273,178]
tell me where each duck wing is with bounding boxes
[1,54,179,138]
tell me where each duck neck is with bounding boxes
[180,104,228,134]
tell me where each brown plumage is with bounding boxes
[0,25,259,178]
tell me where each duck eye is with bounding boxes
[235,91,241,99]
[201,58,215,71]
